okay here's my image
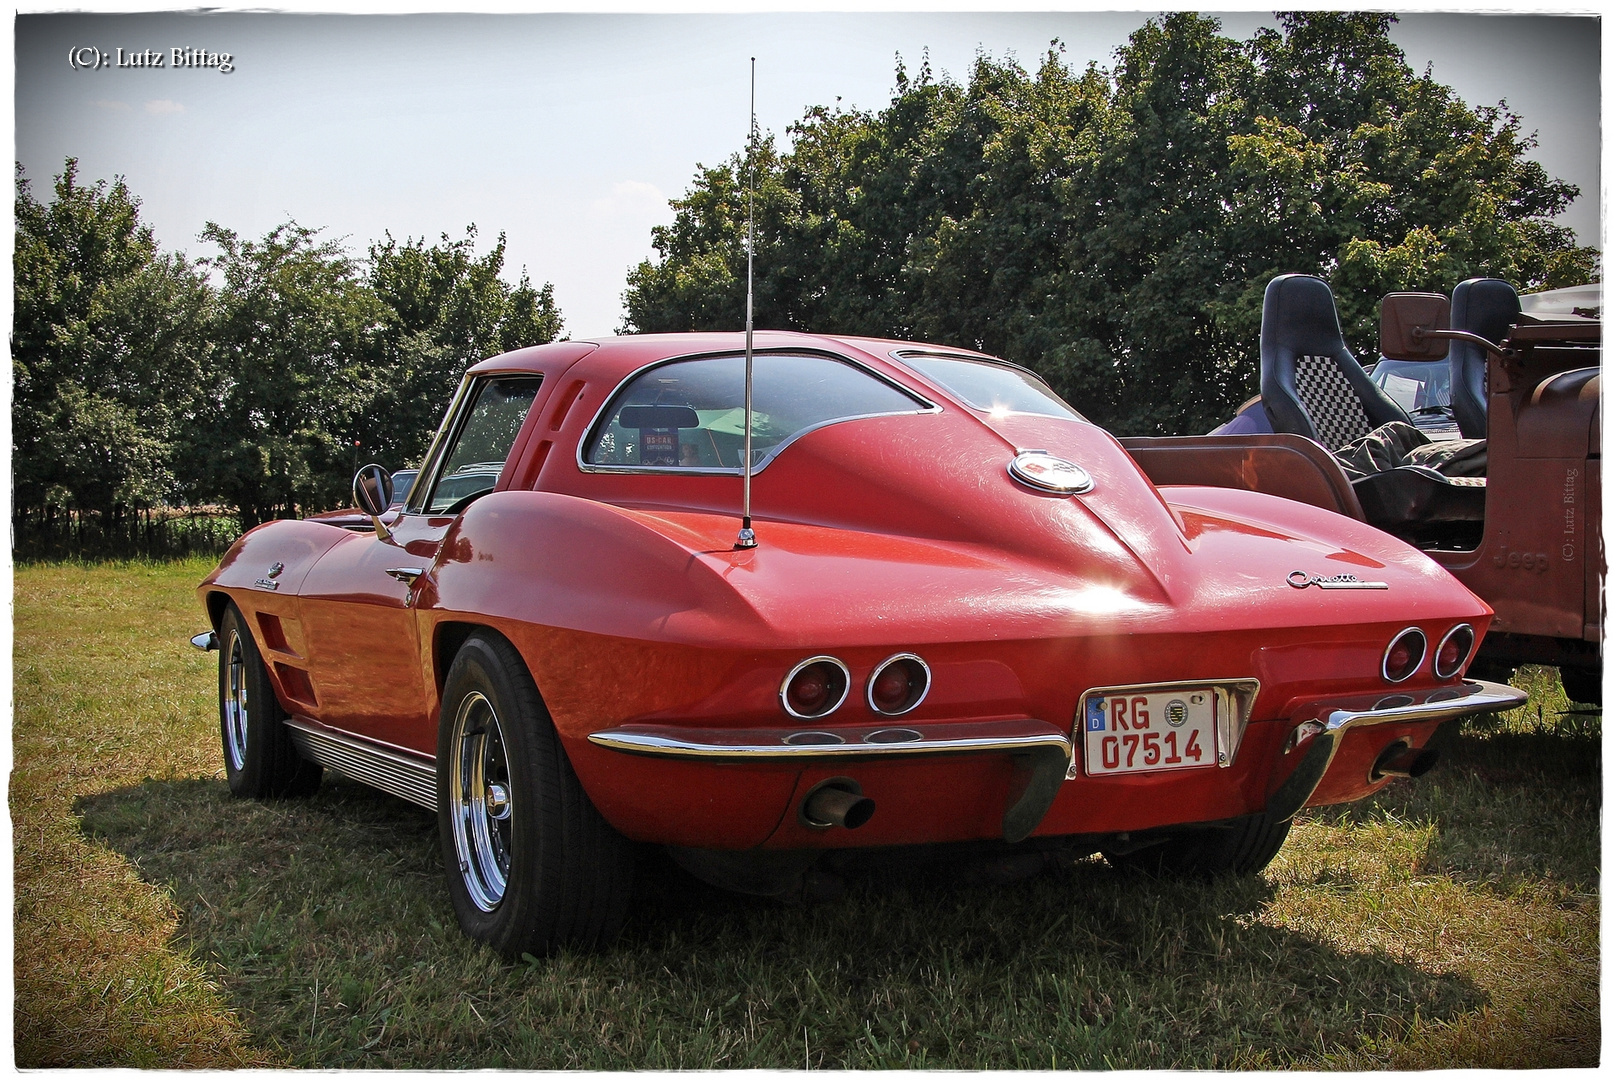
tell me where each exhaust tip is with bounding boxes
[800,778,876,830]
[1371,741,1441,781]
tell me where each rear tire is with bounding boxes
[1560,665,1602,706]
[1106,813,1291,877]
[437,632,635,958]
[217,602,322,798]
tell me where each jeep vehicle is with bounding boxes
[1124,275,1602,703]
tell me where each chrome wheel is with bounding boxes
[449,690,513,912]
[223,628,249,773]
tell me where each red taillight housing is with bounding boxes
[1434,624,1475,679]
[1382,628,1427,684]
[781,657,850,720]
[867,654,930,716]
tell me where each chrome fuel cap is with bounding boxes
[1009,449,1093,495]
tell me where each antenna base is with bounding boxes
[734,527,757,550]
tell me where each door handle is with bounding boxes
[385,566,426,585]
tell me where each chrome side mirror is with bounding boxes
[353,463,395,541]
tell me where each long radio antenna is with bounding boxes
[736,56,759,550]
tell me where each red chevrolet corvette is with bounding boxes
[193,332,1523,957]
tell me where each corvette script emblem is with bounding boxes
[1287,570,1389,590]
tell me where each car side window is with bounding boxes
[899,354,1085,421]
[583,353,927,471]
[423,376,543,513]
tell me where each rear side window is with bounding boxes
[900,354,1083,420]
[422,376,542,512]
[583,353,928,471]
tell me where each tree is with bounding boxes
[13,158,212,522]
[184,222,386,528]
[621,13,1597,435]
[368,227,564,470]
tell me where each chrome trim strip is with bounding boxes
[866,653,931,717]
[1268,678,1527,814]
[779,655,852,720]
[1382,627,1428,683]
[1318,679,1524,733]
[284,718,437,809]
[575,347,940,476]
[1434,623,1475,679]
[587,718,1071,761]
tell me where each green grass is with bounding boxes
[13,560,1600,1067]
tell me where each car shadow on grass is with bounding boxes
[72,768,1497,1068]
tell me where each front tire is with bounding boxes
[1106,813,1291,877]
[217,602,322,798]
[437,632,634,958]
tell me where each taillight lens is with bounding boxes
[1434,624,1475,679]
[1382,628,1427,684]
[867,654,930,716]
[781,657,849,719]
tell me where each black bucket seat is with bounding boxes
[1258,274,1483,533]
[1448,277,1520,440]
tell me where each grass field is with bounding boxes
[12,558,1600,1067]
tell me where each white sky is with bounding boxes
[13,6,1603,339]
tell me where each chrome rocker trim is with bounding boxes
[285,718,437,809]
[589,716,1072,844]
[587,717,1071,761]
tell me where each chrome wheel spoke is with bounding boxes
[224,631,249,772]
[449,691,512,912]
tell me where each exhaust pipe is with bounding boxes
[1372,741,1441,781]
[800,780,876,830]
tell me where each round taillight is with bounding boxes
[1382,628,1427,684]
[781,657,850,720]
[1434,624,1475,679]
[867,654,930,716]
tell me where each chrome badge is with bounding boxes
[1287,570,1389,590]
[1008,449,1093,495]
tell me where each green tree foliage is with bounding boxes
[622,13,1598,434]
[13,159,212,521]
[368,227,564,470]
[14,158,569,536]
[185,222,387,529]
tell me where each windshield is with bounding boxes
[899,354,1083,420]
[1371,358,1451,415]
[583,352,928,471]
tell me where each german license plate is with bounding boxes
[1081,686,1219,776]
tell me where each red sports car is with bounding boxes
[193,332,1524,957]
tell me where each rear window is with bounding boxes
[583,352,928,471]
[900,354,1083,420]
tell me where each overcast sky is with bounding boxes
[14,8,1602,339]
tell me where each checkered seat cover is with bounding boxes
[1293,354,1376,448]
[1260,275,1412,450]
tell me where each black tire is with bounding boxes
[217,602,322,798]
[1560,665,1602,706]
[437,632,635,958]
[1106,813,1291,877]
